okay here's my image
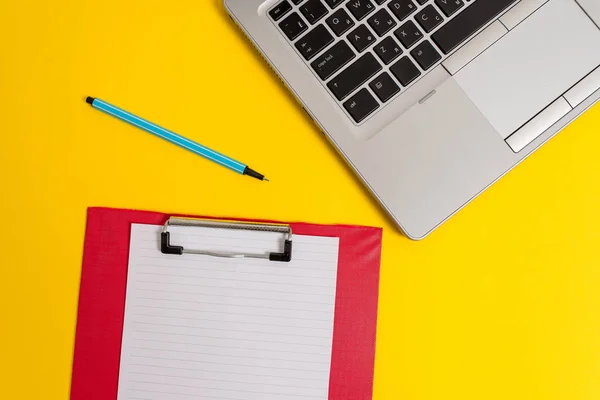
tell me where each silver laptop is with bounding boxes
[225,0,600,239]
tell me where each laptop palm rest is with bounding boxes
[454,0,600,140]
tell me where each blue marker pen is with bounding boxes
[85,97,268,181]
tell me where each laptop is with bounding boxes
[225,0,600,239]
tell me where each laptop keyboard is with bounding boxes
[269,0,518,124]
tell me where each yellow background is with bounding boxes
[1,1,600,399]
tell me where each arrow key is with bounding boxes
[435,0,464,17]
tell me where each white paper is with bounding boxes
[117,223,339,400]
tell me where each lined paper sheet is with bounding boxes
[117,223,339,400]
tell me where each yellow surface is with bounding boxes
[1,1,600,399]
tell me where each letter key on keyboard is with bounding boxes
[435,0,464,17]
[326,9,355,36]
[346,0,376,20]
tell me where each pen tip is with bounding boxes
[243,167,268,182]
[264,178,270,182]
[85,96,95,105]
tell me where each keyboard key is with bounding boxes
[311,41,356,80]
[295,25,334,60]
[328,53,382,100]
[291,0,304,3]
[368,9,397,37]
[369,72,400,102]
[394,20,423,48]
[344,88,380,122]
[388,0,417,22]
[279,13,308,40]
[347,25,376,52]
[269,1,292,21]
[326,9,355,36]
[390,56,421,86]
[415,0,428,4]
[410,40,441,70]
[416,5,444,33]
[300,0,329,24]
[374,36,403,64]
[431,0,518,54]
[435,0,464,17]
[324,0,344,8]
[346,0,376,21]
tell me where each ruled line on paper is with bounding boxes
[131,338,329,356]
[128,371,322,389]
[130,329,331,348]
[136,268,335,281]
[131,305,333,323]
[117,224,339,400]
[131,289,328,309]
[128,321,332,339]
[126,387,277,400]
[129,346,330,364]
[133,280,332,295]
[128,363,326,380]
[129,355,329,373]
[131,312,333,330]
[127,380,323,398]
[135,272,335,287]
[134,284,335,297]
[131,296,334,313]
[136,263,337,277]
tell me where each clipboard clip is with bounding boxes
[160,217,293,262]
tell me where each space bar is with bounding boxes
[431,0,518,55]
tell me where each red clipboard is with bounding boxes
[70,207,382,400]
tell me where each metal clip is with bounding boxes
[160,217,293,262]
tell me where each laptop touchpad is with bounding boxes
[455,0,600,139]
